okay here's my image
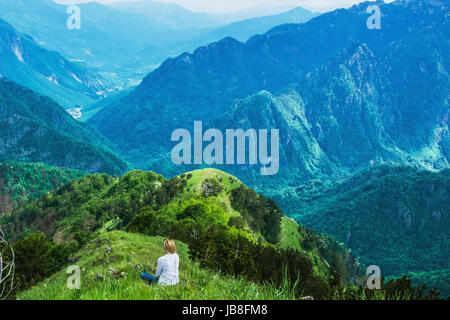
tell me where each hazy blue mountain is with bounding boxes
[207,7,320,42]
[112,6,321,92]
[144,6,320,56]
[89,6,321,117]
[198,34,448,188]
[208,4,299,24]
[0,78,128,175]
[0,18,111,108]
[0,0,163,62]
[109,0,223,29]
[0,0,321,86]
[0,0,174,83]
[88,0,449,188]
[111,1,298,27]
[0,0,229,82]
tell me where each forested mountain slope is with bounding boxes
[0,78,128,175]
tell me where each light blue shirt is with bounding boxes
[156,253,179,285]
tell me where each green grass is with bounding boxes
[185,169,242,194]
[18,231,298,300]
[352,289,414,301]
[279,217,302,250]
[184,169,263,237]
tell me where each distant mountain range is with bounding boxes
[0,0,166,83]
[110,1,299,27]
[88,0,449,189]
[0,78,128,175]
[0,0,319,85]
[0,0,165,62]
[0,18,111,108]
[109,0,225,29]
[206,7,320,42]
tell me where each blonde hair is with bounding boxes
[163,239,176,254]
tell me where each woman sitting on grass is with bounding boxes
[141,239,179,286]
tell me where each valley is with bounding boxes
[0,0,448,300]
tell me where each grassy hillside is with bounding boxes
[3,168,364,299]
[182,169,350,280]
[6,168,444,300]
[4,169,353,274]
[18,231,299,300]
[0,161,86,215]
[17,230,437,301]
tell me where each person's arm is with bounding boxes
[155,257,163,279]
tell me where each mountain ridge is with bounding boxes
[0,78,128,175]
[1,168,361,299]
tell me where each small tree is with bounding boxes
[0,227,15,300]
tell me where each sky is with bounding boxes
[54,0,387,13]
